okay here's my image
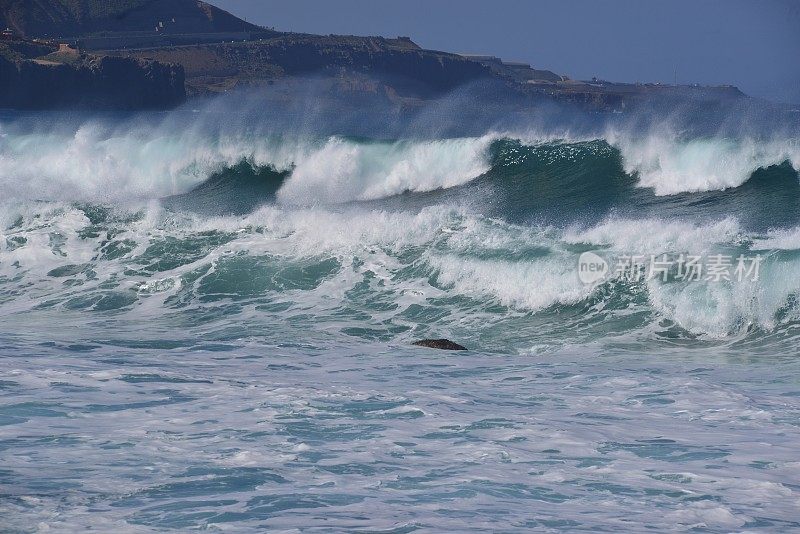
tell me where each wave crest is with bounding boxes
[608,131,800,195]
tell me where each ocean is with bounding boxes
[1,95,800,532]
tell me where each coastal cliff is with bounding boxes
[0,0,749,112]
[0,46,185,110]
[115,35,492,98]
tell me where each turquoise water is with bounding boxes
[1,104,800,531]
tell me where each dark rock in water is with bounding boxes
[413,339,468,351]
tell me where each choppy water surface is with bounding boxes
[1,102,800,532]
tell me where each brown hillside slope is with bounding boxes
[0,0,262,38]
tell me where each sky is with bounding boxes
[212,0,800,105]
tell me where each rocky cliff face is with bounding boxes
[117,35,492,98]
[264,35,491,94]
[0,53,186,110]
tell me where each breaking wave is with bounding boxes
[1,115,797,207]
[610,132,800,195]
[1,106,800,345]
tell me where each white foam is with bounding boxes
[276,135,494,204]
[606,129,800,195]
[564,217,742,254]
[752,226,800,250]
[0,120,312,201]
[563,216,800,336]
[0,114,494,204]
[7,196,800,338]
[430,253,591,311]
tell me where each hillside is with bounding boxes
[115,35,492,97]
[0,1,748,112]
[0,0,261,38]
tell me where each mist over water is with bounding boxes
[2,84,800,531]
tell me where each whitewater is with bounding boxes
[1,94,800,532]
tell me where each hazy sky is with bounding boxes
[213,0,800,104]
